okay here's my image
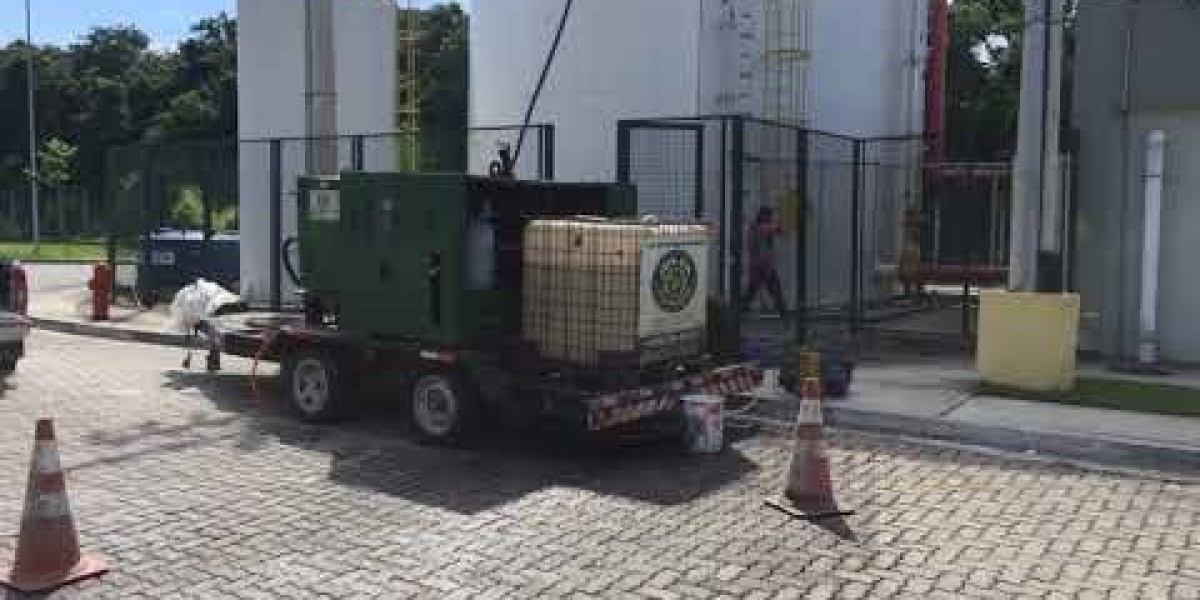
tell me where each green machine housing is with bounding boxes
[296,172,636,346]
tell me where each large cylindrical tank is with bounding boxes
[470,0,708,182]
[470,0,928,182]
[237,0,397,306]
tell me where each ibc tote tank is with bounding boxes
[523,219,712,367]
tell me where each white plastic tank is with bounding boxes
[469,0,928,182]
[237,0,397,306]
[523,218,712,367]
[470,0,708,182]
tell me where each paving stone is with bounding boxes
[0,331,1193,600]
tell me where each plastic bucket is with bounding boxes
[682,394,724,454]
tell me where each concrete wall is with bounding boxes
[237,0,396,305]
[1072,0,1200,363]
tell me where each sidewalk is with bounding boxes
[818,360,1200,476]
[28,287,187,347]
[28,291,1200,476]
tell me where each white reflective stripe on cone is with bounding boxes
[35,441,61,474]
[33,491,71,518]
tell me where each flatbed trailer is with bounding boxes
[217,312,762,445]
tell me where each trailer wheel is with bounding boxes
[283,349,351,422]
[410,372,477,445]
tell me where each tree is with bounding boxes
[157,13,237,140]
[418,4,468,171]
[31,137,77,186]
[945,0,1024,161]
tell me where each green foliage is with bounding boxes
[946,0,1025,161]
[0,215,23,241]
[30,137,77,186]
[211,205,237,232]
[0,241,135,262]
[978,377,1200,418]
[417,4,469,172]
[0,14,238,209]
[166,187,236,232]
[168,187,204,229]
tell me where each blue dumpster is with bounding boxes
[137,229,239,307]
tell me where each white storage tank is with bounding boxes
[237,0,397,306]
[469,0,928,181]
[523,218,712,367]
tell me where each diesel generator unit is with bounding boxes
[222,171,760,444]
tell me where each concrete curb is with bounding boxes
[825,404,1200,477]
[30,316,189,348]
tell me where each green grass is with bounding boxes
[0,241,135,262]
[978,377,1200,418]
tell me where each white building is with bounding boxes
[237,0,397,306]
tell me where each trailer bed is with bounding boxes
[213,311,762,435]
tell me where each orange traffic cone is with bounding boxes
[766,377,854,526]
[1,419,107,593]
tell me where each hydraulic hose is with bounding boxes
[281,236,303,288]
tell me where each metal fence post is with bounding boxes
[850,138,864,333]
[718,121,728,296]
[729,116,746,339]
[351,135,365,171]
[542,125,555,180]
[615,121,632,184]
[269,139,282,311]
[694,126,706,219]
[795,128,809,345]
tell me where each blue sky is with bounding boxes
[0,1,459,48]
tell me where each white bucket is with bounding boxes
[762,369,781,394]
[683,394,724,454]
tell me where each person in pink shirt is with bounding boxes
[742,206,788,318]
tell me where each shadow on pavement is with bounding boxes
[152,369,760,515]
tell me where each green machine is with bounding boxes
[294,171,636,345]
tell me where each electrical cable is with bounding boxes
[512,0,575,174]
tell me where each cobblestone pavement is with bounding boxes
[0,331,1196,599]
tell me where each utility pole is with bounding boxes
[26,0,40,244]
[305,0,338,176]
[1010,0,1064,291]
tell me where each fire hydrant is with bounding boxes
[88,263,111,321]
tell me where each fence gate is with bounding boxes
[616,115,935,353]
[616,120,705,220]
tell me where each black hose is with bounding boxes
[281,236,302,287]
[511,0,575,174]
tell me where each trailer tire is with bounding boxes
[282,349,353,422]
[410,371,478,446]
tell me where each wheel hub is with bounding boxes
[415,378,458,437]
[293,358,330,414]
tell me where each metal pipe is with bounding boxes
[924,0,949,166]
[1009,0,1045,291]
[1038,0,1066,261]
[850,139,863,331]
[1115,0,1136,361]
[305,0,338,175]
[25,0,39,244]
[1138,130,1165,366]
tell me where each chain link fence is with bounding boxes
[617,115,927,350]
